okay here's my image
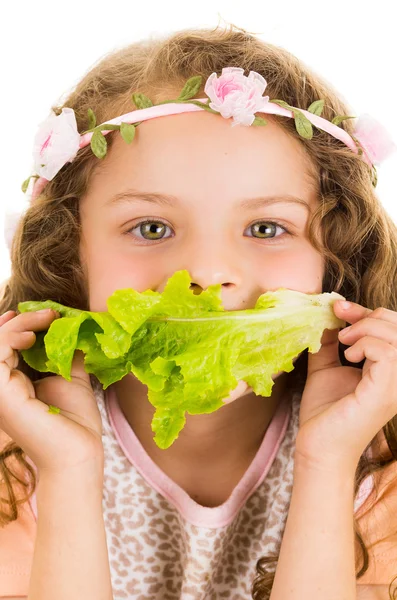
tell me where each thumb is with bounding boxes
[307,327,342,378]
[70,350,92,387]
[222,379,250,405]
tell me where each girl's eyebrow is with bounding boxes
[105,189,311,211]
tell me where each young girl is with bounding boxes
[1,23,397,600]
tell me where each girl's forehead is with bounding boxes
[128,110,307,156]
[86,111,317,202]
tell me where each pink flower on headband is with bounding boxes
[32,108,81,180]
[204,67,270,126]
[353,113,397,166]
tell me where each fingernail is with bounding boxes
[339,301,352,310]
[37,309,60,317]
[222,396,235,405]
[339,325,351,336]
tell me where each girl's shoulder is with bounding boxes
[0,429,36,598]
[355,433,397,586]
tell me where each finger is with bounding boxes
[1,309,59,334]
[0,312,27,370]
[0,311,19,370]
[0,310,16,326]
[0,330,37,376]
[344,335,397,364]
[0,368,44,444]
[222,380,250,404]
[341,336,397,429]
[34,350,93,411]
[338,315,397,348]
[70,350,91,386]
[333,300,374,325]
[0,310,59,369]
[34,350,100,436]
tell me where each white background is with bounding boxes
[1,0,396,288]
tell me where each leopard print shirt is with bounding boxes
[27,376,372,599]
[98,377,301,599]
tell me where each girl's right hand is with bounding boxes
[0,309,104,476]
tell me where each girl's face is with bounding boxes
[79,110,324,312]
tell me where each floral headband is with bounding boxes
[21,67,397,201]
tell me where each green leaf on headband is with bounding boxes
[87,108,97,130]
[21,176,32,193]
[91,130,107,159]
[177,76,203,101]
[253,116,268,126]
[271,99,293,110]
[132,93,153,109]
[293,110,313,139]
[331,115,356,126]
[272,100,313,139]
[307,100,324,116]
[97,124,121,132]
[120,122,136,144]
[352,138,364,157]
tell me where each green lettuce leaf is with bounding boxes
[18,270,345,449]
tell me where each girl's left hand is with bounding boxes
[296,300,397,472]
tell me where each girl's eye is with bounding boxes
[245,220,291,242]
[127,220,173,243]
[126,219,291,244]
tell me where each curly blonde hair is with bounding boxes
[1,21,397,599]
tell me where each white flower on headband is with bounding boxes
[32,108,81,181]
[204,67,270,126]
